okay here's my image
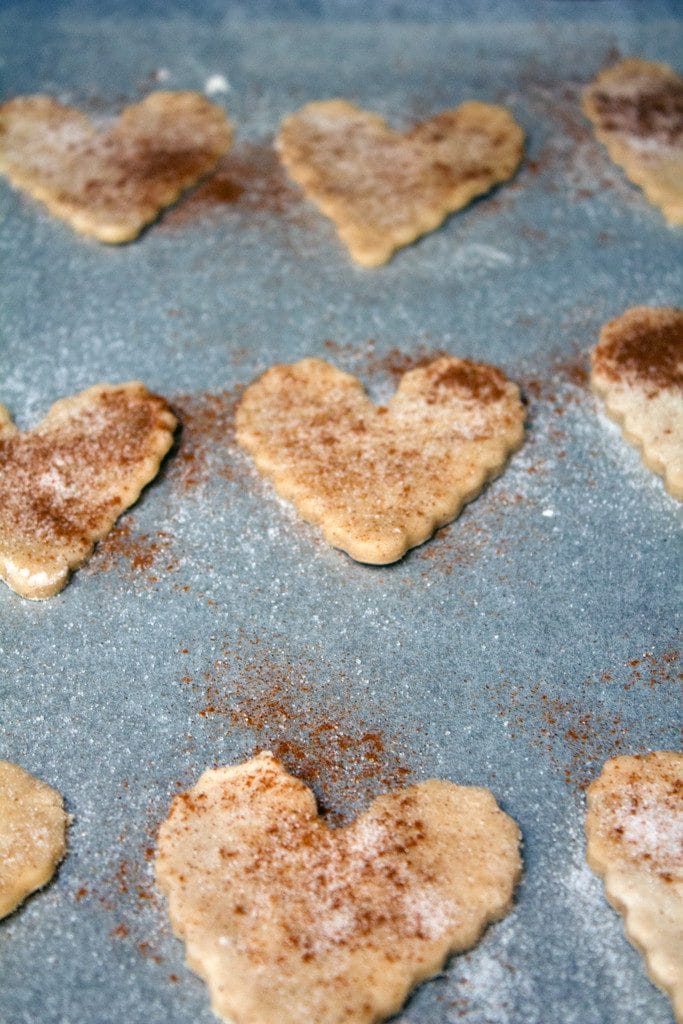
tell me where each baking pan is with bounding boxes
[0,3,681,1022]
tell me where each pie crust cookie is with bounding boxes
[591,306,683,499]
[583,58,683,225]
[0,761,68,920]
[0,92,232,241]
[276,99,524,266]
[0,382,177,598]
[156,751,522,1024]
[585,752,683,1023]
[235,355,525,563]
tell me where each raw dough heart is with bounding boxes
[583,58,683,225]
[276,99,524,265]
[0,91,232,241]
[156,751,521,1024]
[0,761,67,920]
[586,752,683,1023]
[591,306,683,499]
[235,355,525,563]
[0,382,176,598]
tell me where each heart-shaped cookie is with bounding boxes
[0,761,68,920]
[0,382,176,598]
[591,306,683,499]
[156,751,521,1024]
[0,92,232,241]
[235,356,525,563]
[583,58,683,225]
[585,752,683,1023]
[276,99,524,265]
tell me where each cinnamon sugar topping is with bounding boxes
[0,382,176,597]
[277,98,524,266]
[586,752,683,1019]
[583,58,683,225]
[236,355,525,564]
[591,306,683,498]
[0,762,68,919]
[591,79,683,146]
[588,753,683,879]
[592,306,683,395]
[0,92,232,241]
[156,752,521,1024]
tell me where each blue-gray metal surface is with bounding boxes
[0,4,681,1023]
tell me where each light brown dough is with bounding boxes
[0,92,232,241]
[0,761,68,920]
[156,751,522,1024]
[583,58,683,225]
[0,382,177,598]
[276,99,524,265]
[591,306,683,499]
[235,355,525,563]
[586,751,683,1023]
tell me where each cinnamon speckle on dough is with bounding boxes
[0,383,176,598]
[0,92,232,241]
[592,306,683,396]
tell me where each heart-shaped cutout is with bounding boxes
[583,58,683,226]
[276,99,524,265]
[591,306,683,499]
[156,751,521,1024]
[0,92,232,241]
[0,761,67,920]
[585,752,683,1022]
[236,356,525,563]
[0,382,176,598]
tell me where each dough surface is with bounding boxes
[0,92,232,241]
[156,751,522,1024]
[0,761,68,920]
[591,306,683,498]
[0,382,177,598]
[583,58,683,225]
[586,752,683,1023]
[277,99,524,265]
[236,355,525,563]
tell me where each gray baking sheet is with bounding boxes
[1,2,682,1023]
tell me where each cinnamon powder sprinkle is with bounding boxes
[417,490,529,574]
[363,345,451,384]
[168,386,245,492]
[86,515,178,583]
[186,636,414,823]
[489,680,630,790]
[622,649,682,690]
[162,140,303,227]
